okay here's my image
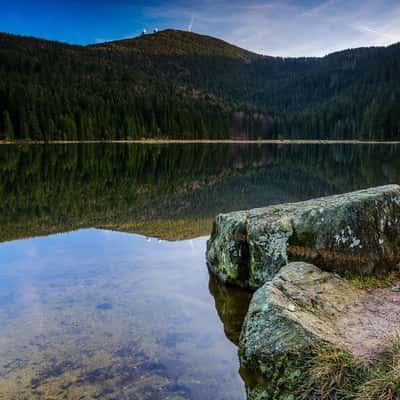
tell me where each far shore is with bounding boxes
[1,139,400,145]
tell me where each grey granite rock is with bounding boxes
[238,262,356,400]
[207,185,400,288]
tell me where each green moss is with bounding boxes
[347,271,400,289]
[244,334,400,400]
[241,352,311,400]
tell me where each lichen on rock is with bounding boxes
[207,185,400,288]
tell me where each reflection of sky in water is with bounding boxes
[0,229,245,400]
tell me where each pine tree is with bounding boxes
[3,111,14,140]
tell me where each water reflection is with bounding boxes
[0,143,399,399]
[0,230,247,399]
[1,143,399,243]
[208,275,252,346]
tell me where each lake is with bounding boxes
[0,143,399,399]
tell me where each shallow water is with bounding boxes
[0,230,250,399]
[0,143,399,399]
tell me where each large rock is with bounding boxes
[238,262,357,400]
[207,185,400,288]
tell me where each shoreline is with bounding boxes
[1,139,400,145]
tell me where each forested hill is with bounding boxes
[0,29,399,141]
[93,29,260,60]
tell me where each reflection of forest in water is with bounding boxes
[0,143,399,242]
[0,143,399,400]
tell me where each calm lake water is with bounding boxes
[0,143,399,399]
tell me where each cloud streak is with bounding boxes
[145,0,400,57]
[188,15,195,32]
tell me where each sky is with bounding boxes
[1,0,400,57]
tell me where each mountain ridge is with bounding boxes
[93,29,261,61]
[1,29,399,59]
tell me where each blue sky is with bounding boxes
[1,0,400,56]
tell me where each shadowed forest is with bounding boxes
[1,30,400,141]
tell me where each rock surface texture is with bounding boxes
[207,185,400,288]
[239,262,400,399]
[239,262,355,399]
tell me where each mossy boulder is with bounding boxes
[238,262,357,400]
[207,185,400,288]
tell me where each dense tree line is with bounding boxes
[0,30,399,140]
[0,33,232,140]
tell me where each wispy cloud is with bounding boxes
[302,0,337,17]
[353,24,399,44]
[188,15,195,32]
[144,0,400,56]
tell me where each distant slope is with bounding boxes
[94,29,260,61]
[0,30,399,141]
